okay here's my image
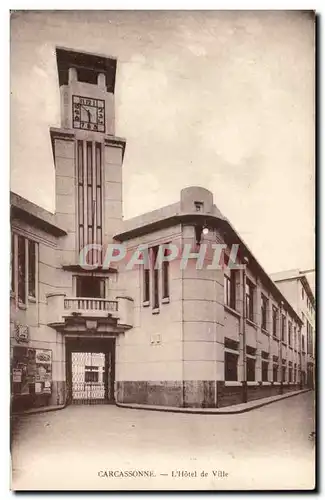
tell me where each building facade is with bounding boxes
[10,48,313,412]
[271,269,316,389]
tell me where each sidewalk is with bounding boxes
[116,389,311,414]
[12,388,311,416]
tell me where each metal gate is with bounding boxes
[70,351,113,405]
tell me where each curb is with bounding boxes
[12,389,312,417]
[115,389,311,415]
[12,404,66,417]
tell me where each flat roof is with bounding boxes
[10,192,67,237]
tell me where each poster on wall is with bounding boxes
[12,347,52,395]
[35,349,52,394]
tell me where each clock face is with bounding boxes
[72,95,105,132]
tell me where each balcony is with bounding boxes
[46,293,133,330]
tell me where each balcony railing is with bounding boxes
[46,293,133,330]
[64,297,118,313]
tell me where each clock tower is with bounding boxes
[50,47,126,267]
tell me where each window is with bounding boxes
[272,306,278,337]
[246,279,255,321]
[85,366,99,383]
[302,334,305,352]
[77,141,103,262]
[294,326,297,350]
[273,356,279,382]
[11,233,15,293]
[282,361,286,382]
[224,338,239,381]
[261,294,268,330]
[246,345,256,381]
[261,351,269,381]
[288,362,293,383]
[76,276,105,298]
[152,246,159,309]
[294,363,297,383]
[307,322,313,355]
[302,287,305,300]
[77,140,85,253]
[194,201,204,212]
[162,247,170,300]
[247,358,255,382]
[225,352,238,381]
[288,321,292,347]
[224,271,237,310]
[143,268,150,303]
[28,240,36,298]
[281,315,286,342]
[12,234,38,304]
[18,235,26,304]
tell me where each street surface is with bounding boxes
[11,391,315,491]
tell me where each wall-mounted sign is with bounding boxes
[14,323,29,343]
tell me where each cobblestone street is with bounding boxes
[11,391,315,491]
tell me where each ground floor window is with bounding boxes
[246,346,256,382]
[247,357,255,381]
[261,351,269,382]
[282,365,286,383]
[273,363,278,382]
[225,351,238,381]
[262,361,269,382]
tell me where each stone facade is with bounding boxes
[10,48,314,412]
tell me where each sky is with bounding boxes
[10,10,315,277]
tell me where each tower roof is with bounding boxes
[55,46,117,92]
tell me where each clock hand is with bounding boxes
[80,104,92,122]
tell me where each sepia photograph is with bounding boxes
[9,9,316,491]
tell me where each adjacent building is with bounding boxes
[10,47,314,412]
[271,269,316,388]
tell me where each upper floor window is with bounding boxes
[224,270,237,310]
[142,244,170,309]
[288,321,292,347]
[261,294,268,330]
[246,279,255,322]
[11,233,15,294]
[162,247,170,300]
[143,268,150,303]
[76,276,105,298]
[28,240,36,298]
[194,201,204,212]
[152,246,160,310]
[11,233,38,305]
[281,314,286,342]
[272,306,278,337]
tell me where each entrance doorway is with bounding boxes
[66,337,115,405]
